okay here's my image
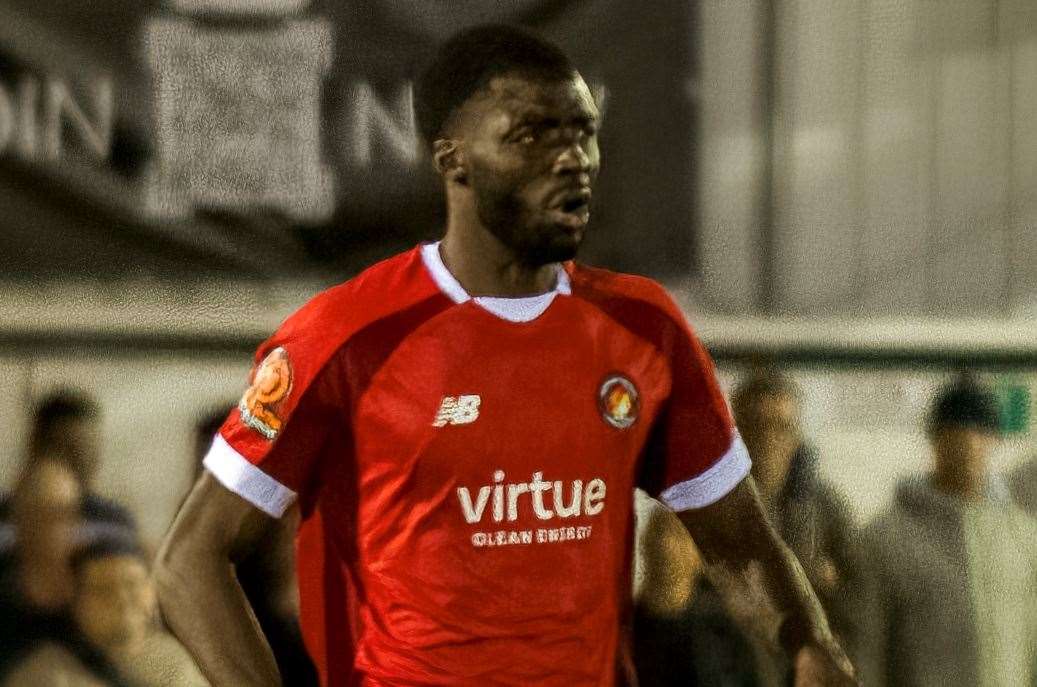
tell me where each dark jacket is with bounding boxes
[769,446,863,653]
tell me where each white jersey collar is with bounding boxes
[421,241,570,323]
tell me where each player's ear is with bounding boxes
[432,139,467,185]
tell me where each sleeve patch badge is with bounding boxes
[239,346,293,440]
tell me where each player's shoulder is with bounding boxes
[568,263,687,327]
[268,245,439,353]
[309,245,430,309]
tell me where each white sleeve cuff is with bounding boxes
[203,434,297,518]
[659,433,752,511]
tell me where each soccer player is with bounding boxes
[156,24,855,687]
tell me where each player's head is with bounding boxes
[29,389,102,485]
[71,537,156,653]
[732,368,801,495]
[926,376,1000,487]
[416,24,600,266]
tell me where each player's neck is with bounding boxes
[440,219,560,298]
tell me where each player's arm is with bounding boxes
[633,491,701,616]
[155,472,283,687]
[675,475,857,686]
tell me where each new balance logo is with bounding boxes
[433,395,481,427]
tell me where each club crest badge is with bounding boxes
[239,346,293,440]
[599,374,639,429]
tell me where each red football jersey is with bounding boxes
[204,243,750,687]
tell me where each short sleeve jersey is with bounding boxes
[204,242,751,687]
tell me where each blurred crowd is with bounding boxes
[0,372,1034,686]
[635,371,1037,687]
[0,395,316,687]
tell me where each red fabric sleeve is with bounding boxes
[631,289,751,510]
[204,330,346,517]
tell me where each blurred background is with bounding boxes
[1,0,1033,545]
[1,2,1036,685]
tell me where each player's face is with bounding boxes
[461,72,600,266]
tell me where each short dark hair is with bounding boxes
[927,376,1000,436]
[30,390,98,449]
[71,536,146,579]
[732,368,800,416]
[414,24,576,145]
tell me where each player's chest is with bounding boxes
[348,313,670,475]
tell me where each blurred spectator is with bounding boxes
[633,491,701,615]
[860,376,1037,687]
[28,389,103,475]
[637,369,863,686]
[0,391,136,554]
[192,407,318,686]
[3,537,208,687]
[631,490,703,686]
[0,457,84,678]
[1008,455,1037,517]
